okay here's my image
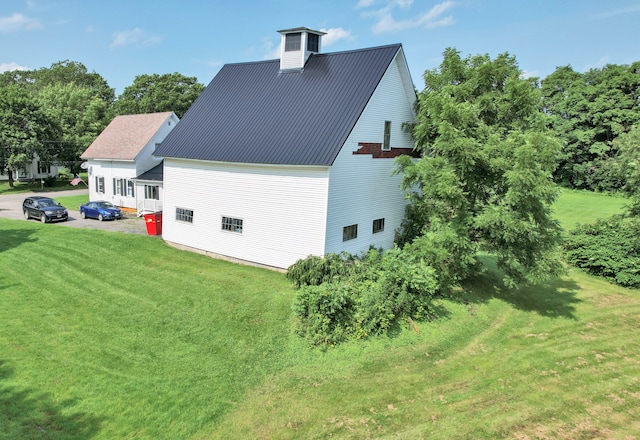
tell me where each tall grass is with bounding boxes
[1,189,638,439]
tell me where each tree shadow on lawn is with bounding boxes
[0,227,38,253]
[0,360,103,439]
[456,255,582,320]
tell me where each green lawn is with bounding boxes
[555,188,627,231]
[1,190,638,439]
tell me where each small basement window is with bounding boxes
[176,207,194,223]
[373,218,385,234]
[343,224,358,241]
[222,216,243,233]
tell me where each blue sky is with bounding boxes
[2,0,640,95]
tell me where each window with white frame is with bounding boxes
[285,32,301,51]
[307,33,319,52]
[176,207,194,223]
[373,218,385,234]
[222,216,243,233]
[343,224,358,241]
[144,185,159,200]
[127,180,134,197]
[95,176,105,193]
[383,120,392,151]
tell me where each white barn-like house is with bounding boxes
[155,28,417,269]
[81,112,178,213]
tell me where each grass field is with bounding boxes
[0,190,638,439]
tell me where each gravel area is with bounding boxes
[0,189,150,235]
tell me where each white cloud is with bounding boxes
[363,0,455,34]
[0,62,30,73]
[356,0,378,9]
[320,27,354,47]
[584,56,610,71]
[110,28,163,50]
[594,5,640,19]
[520,69,538,79]
[0,13,42,33]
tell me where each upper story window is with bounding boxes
[307,33,319,52]
[285,32,301,52]
[383,121,392,151]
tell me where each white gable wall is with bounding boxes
[324,51,415,256]
[162,159,330,269]
[135,114,178,175]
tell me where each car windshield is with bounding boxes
[96,202,115,208]
[38,199,59,208]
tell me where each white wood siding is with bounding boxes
[162,159,330,269]
[325,51,416,256]
[87,160,136,207]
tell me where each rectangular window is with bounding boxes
[175,207,194,223]
[373,218,385,234]
[144,185,159,200]
[127,180,134,197]
[222,216,243,233]
[383,120,392,151]
[114,178,124,196]
[96,176,105,193]
[37,161,50,174]
[343,224,358,241]
[285,32,301,52]
[307,33,319,52]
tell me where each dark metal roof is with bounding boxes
[135,162,163,181]
[154,44,402,166]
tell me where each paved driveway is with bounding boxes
[0,189,149,235]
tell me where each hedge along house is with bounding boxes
[154,27,418,269]
[81,112,179,213]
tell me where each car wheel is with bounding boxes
[40,213,47,223]
[81,210,86,219]
[24,210,30,220]
[98,213,103,221]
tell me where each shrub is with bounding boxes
[564,214,640,288]
[289,248,441,345]
[286,252,357,288]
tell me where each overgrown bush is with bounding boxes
[564,214,640,287]
[289,248,441,345]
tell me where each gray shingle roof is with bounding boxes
[81,112,175,161]
[154,44,402,166]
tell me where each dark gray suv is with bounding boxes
[23,196,69,223]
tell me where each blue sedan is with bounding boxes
[79,201,123,221]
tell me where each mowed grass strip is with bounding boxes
[1,189,639,439]
[0,219,295,438]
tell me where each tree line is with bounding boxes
[0,60,204,186]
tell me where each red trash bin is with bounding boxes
[143,212,162,235]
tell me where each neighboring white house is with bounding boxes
[0,153,59,182]
[154,27,418,269]
[80,112,179,212]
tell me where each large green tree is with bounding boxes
[397,48,564,288]
[0,84,62,187]
[1,61,114,173]
[541,62,640,190]
[114,72,204,118]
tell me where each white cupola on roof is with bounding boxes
[278,27,326,71]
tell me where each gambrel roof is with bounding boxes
[154,44,407,166]
[82,112,176,161]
